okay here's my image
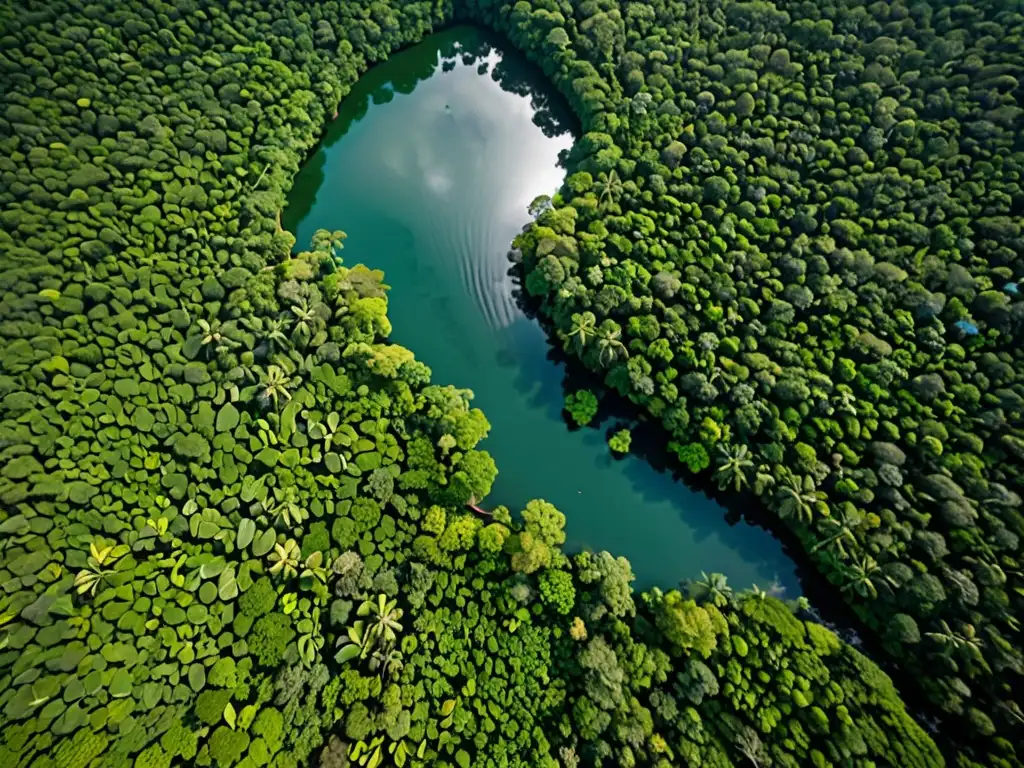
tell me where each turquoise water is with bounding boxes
[284,26,799,594]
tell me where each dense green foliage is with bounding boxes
[502,0,1023,763]
[608,428,631,454]
[564,390,599,427]
[0,0,1008,767]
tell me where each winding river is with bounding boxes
[284,26,800,593]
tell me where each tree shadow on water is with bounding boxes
[499,269,803,593]
[281,148,326,237]
[495,256,886,660]
[618,419,804,594]
[494,293,571,425]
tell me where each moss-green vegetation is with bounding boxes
[0,0,1013,766]
[608,428,631,454]
[564,389,599,427]
[506,0,1024,763]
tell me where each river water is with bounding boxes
[284,26,799,593]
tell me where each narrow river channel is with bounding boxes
[284,26,800,593]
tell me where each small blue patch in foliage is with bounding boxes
[1004,282,1020,295]
[954,320,979,335]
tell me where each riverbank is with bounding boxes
[281,25,800,594]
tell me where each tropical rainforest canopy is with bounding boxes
[0,1,1020,768]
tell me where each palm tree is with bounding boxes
[267,486,307,528]
[196,319,237,358]
[370,647,404,682]
[775,473,819,525]
[595,168,622,210]
[263,316,291,354]
[288,298,318,347]
[358,594,404,649]
[692,571,732,607]
[335,620,373,663]
[925,620,985,664]
[240,316,290,355]
[74,539,128,597]
[258,364,293,411]
[596,322,629,366]
[810,507,861,559]
[564,311,597,353]
[714,444,753,492]
[841,556,893,599]
[268,538,300,579]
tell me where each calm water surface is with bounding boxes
[284,27,799,593]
